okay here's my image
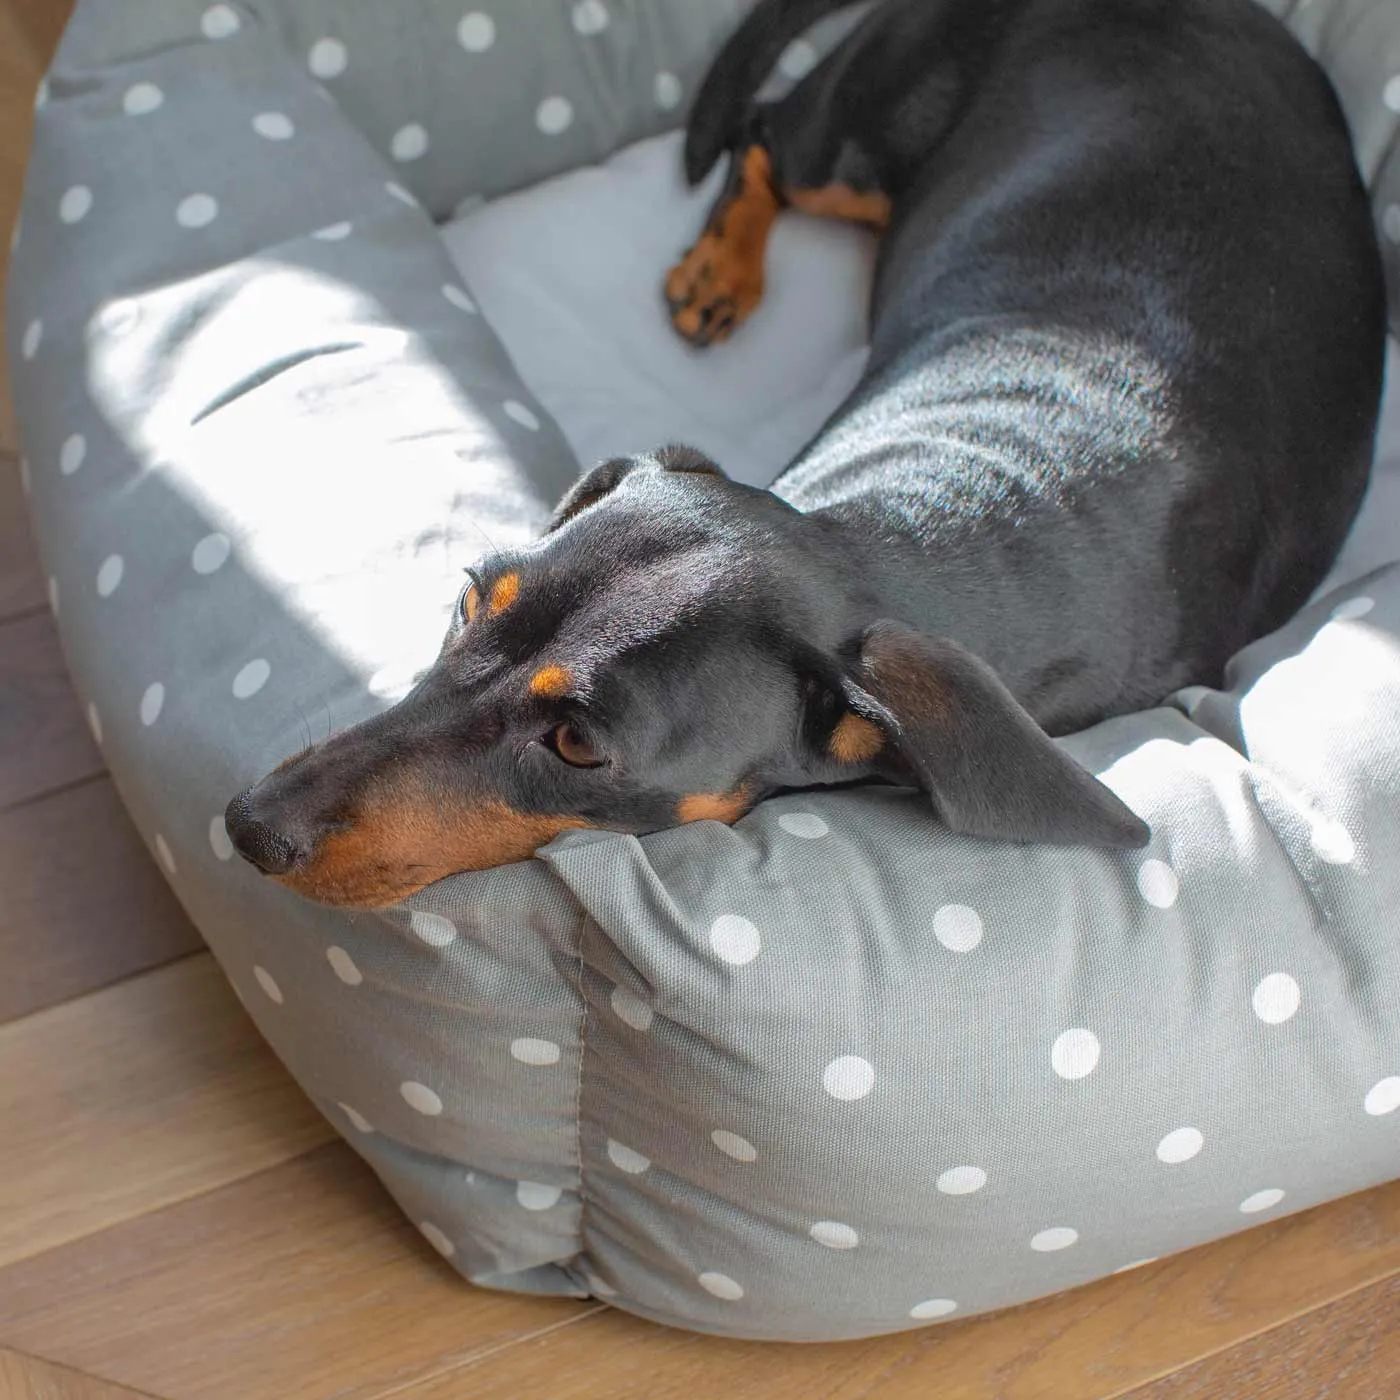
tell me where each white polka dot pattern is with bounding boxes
[709,914,761,966]
[401,1081,444,1116]
[1051,1028,1100,1080]
[607,1140,650,1174]
[698,1271,743,1300]
[909,1298,958,1320]
[809,1220,858,1249]
[1155,1127,1204,1164]
[410,910,458,946]
[59,185,92,224]
[308,38,348,80]
[1364,1077,1400,1116]
[1238,1188,1285,1214]
[458,13,496,52]
[252,112,295,141]
[823,1055,874,1101]
[1030,1226,1078,1252]
[1137,859,1179,908]
[391,123,429,162]
[123,82,164,115]
[200,5,240,39]
[176,193,218,228]
[712,1130,757,1162]
[516,1180,562,1210]
[326,946,362,985]
[610,985,653,1032]
[536,96,573,135]
[511,1037,561,1066]
[1252,973,1301,1024]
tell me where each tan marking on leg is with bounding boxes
[829,713,884,764]
[786,183,892,231]
[530,664,572,698]
[666,146,781,346]
[274,787,590,908]
[489,572,520,615]
[676,788,752,825]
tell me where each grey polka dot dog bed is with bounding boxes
[9,0,1400,1344]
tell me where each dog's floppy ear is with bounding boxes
[842,621,1149,849]
[548,445,724,532]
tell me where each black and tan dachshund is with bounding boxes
[226,0,1385,908]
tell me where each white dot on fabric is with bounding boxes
[339,1101,373,1133]
[176,193,218,228]
[386,180,418,207]
[442,282,477,313]
[810,1220,859,1249]
[326,945,363,985]
[391,123,429,162]
[47,576,59,615]
[709,913,761,966]
[308,38,348,79]
[191,532,231,574]
[1385,75,1400,114]
[458,12,497,51]
[209,815,233,860]
[511,1037,561,1066]
[95,554,124,597]
[503,399,541,430]
[87,702,103,745]
[253,965,284,1004]
[778,811,828,838]
[1364,1076,1400,1116]
[1051,1027,1100,1080]
[34,76,49,109]
[778,38,818,81]
[1156,1126,1204,1164]
[410,910,458,946]
[909,1298,958,1320]
[610,984,653,1032]
[712,1129,757,1162]
[232,658,270,698]
[400,1080,444,1115]
[21,319,42,360]
[655,70,683,110]
[1239,1188,1285,1214]
[516,1180,562,1211]
[1113,1257,1158,1274]
[140,682,165,726]
[419,1221,456,1257]
[698,1271,744,1301]
[1330,594,1375,622]
[60,433,86,475]
[1030,1226,1079,1252]
[1310,818,1356,865]
[59,185,93,224]
[933,903,983,952]
[97,298,141,337]
[823,1055,875,1101]
[252,111,295,140]
[937,1165,987,1195]
[201,5,241,39]
[1252,972,1301,1024]
[1137,858,1179,908]
[312,221,352,241]
[1385,205,1400,245]
[536,95,574,135]
[155,834,177,875]
[123,82,164,115]
[607,1140,650,1174]
[572,0,609,34]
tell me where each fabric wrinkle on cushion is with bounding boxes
[8,0,1400,1346]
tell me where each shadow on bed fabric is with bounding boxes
[6,0,1400,1342]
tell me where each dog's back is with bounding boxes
[769,0,1386,730]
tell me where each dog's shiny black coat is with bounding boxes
[225,0,1386,901]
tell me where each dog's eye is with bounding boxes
[550,722,604,768]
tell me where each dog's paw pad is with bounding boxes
[664,238,762,347]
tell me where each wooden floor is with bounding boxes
[5,456,1400,1399]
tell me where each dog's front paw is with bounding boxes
[665,236,763,347]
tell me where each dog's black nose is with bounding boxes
[224,787,306,876]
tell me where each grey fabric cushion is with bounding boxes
[7,0,1400,1343]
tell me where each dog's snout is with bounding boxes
[224,786,309,876]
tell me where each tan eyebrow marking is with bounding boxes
[530,664,572,698]
[489,572,520,615]
[463,581,480,622]
[829,713,884,764]
[676,788,751,825]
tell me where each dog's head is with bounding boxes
[225,445,1147,907]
